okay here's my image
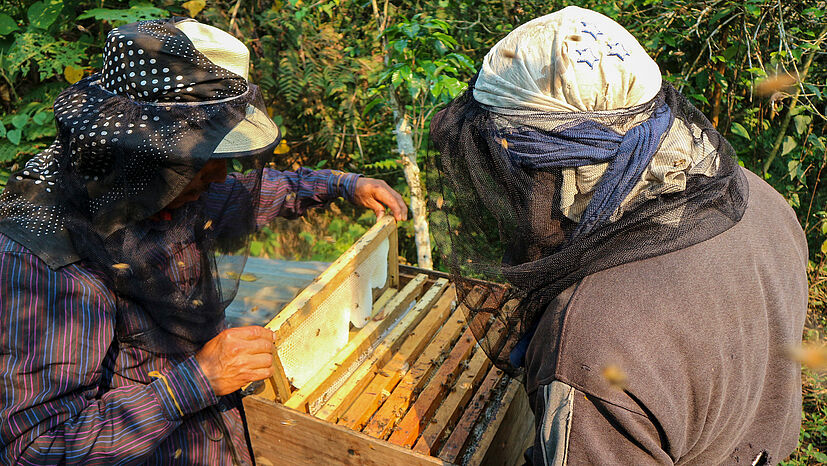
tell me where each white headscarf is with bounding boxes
[473,6,715,222]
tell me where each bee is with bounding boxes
[602,364,628,390]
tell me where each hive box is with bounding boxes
[238,217,534,465]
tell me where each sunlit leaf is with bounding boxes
[182,0,206,18]
[77,3,169,26]
[788,160,803,181]
[0,14,19,35]
[782,136,797,156]
[273,139,289,154]
[794,114,812,135]
[28,0,63,30]
[730,122,750,140]
[63,65,83,84]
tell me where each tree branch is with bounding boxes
[763,24,827,176]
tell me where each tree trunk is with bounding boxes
[394,111,433,269]
[371,0,432,269]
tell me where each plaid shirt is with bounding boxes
[0,168,359,465]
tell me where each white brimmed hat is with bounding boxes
[175,20,279,155]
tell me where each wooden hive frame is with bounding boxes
[243,216,533,465]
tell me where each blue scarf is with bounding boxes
[503,103,674,368]
[501,103,674,240]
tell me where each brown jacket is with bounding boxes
[525,168,808,465]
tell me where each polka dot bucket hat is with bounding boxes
[0,17,279,268]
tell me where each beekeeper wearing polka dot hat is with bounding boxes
[0,17,408,464]
[0,17,282,347]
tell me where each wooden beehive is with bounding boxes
[239,217,533,465]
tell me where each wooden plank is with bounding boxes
[477,379,534,466]
[388,218,399,289]
[386,326,478,448]
[284,279,425,412]
[399,264,451,282]
[359,304,465,440]
[437,365,504,463]
[243,396,447,466]
[269,352,293,402]
[315,278,450,422]
[361,288,486,440]
[412,348,492,456]
[252,347,294,403]
[371,288,397,319]
[266,216,397,345]
[338,285,457,431]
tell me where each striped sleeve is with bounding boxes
[204,167,361,228]
[0,250,216,465]
[256,167,360,223]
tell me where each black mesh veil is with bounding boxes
[0,19,279,355]
[428,78,748,375]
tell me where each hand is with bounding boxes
[352,177,408,222]
[195,326,276,396]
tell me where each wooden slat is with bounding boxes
[371,288,397,318]
[476,380,534,466]
[387,218,399,289]
[386,326,477,448]
[284,278,425,412]
[251,349,293,403]
[359,304,465,439]
[269,352,293,403]
[436,365,504,463]
[412,349,492,456]
[361,288,487,440]
[338,285,457,431]
[266,216,397,345]
[315,278,450,422]
[243,396,447,466]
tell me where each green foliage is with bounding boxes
[783,365,827,466]
[371,13,475,153]
[248,203,375,262]
[4,31,87,81]
[377,14,474,105]
[77,1,169,26]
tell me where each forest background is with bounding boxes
[0,0,824,463]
